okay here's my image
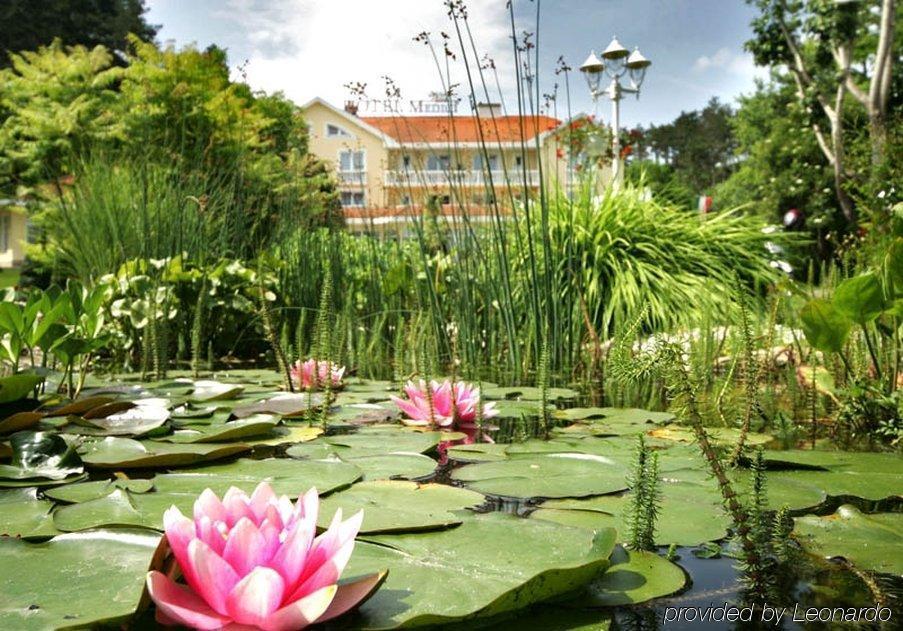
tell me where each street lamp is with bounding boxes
[580,36,651,185]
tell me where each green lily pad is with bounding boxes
[482,385,579,402]
[0,528,160,629]
[648,425,772,446]
[578,545,687,606]
[762,451,902,502]
[535,480,731,546]
[157,414,278,443]
[0,374,43,404]
[0,488,58,538]
[794,505,903,576]
[53,488,147,532]
[554,407,675,436]
[153,457,362,498]
[446,443,512,463]
[319,480,483,533]
[347,512,616,627]
[79,437,249,468]
[286,428,447,460]
[0,431,85,486]
[68,398,170,436]
[232,392,323,418]
[44,478,155,504]
[452,453,629,499]
[182,379,244,402]
[343,452,437,480]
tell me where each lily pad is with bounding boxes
[183,379,245,402]
[482,385,579,402]
[39,396,117,418]
[648,425,772,446]
[69,398,170,436]
[153,457,362,498]
[0,488,58,538]
[762,451,902,502]
[79,436,249,468]
[0,431,85,486]
[0,411,43,435]
[157,414,278,443]
[578,545,687,606]
[452,453,629,499]
[535,480,731,546]
[44,478,155,504]
[347,512,616,627]
[343,452,437,480]
[554,407,674,436]
[794,505,903,576]
[319,480,483,533]
[0,528,160,629]
[232,392,323,418]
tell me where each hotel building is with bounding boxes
[301,98,587,233]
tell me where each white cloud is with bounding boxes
[693,46,767,82]
[215,0,514,110]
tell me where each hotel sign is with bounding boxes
[354,93,462,115]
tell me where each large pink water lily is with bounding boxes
[391,379,498,441]
[291,359,345,391]
[146,483,378,630]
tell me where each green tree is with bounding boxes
[714,78,837,235]
[0,0,157,67]
[631,98,737,195]
[745,0,898,223]
[0,42,123,193]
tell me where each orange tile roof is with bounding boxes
[360,115,560,144]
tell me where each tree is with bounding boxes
[745,0,897,223]
[626,98,737,200]
[715,79,837,237]
[0,42,123,193]
[0,0,157,67]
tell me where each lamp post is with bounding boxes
[580,37,651,185]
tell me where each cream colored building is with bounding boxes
[0,201,27,269]
[301,97,583,232]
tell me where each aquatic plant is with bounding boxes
[146,483,374,630]
[291,359,346,391]
[391,379,498,441]
[626,434,661,552]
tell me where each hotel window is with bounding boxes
[339,150,365,172]
[401,155,411,169]
[400,194,412,205]
[326,123,352,138]
[514,155,523,167]
[472,154,499,170]
[340,191,366,207]
[426,154,450,171]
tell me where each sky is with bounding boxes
[145,0,768,127]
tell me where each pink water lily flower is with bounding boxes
[146,483,371,630]
[291,359,345,390]
[391,379,498,437]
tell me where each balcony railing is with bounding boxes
[338,170,366,186]
[384,169,541,187]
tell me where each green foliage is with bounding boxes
[625,434,660,552]
[631,97,737,193]
[799,298,851,353]
[0,38,340,267]
[833,271,887,325]
[0,0,157,67]
[714,80,836,227]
